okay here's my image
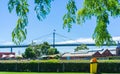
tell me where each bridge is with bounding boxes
[0,30,119,53]
[0,43,117,48]
[0,43,118,53]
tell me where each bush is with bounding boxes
[0,60,120,73]
[98,62,120,73]
[0,60,90,72]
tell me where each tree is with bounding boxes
[40,42,50,55]
[74,44,89,52]
[27,42,50,58]
[23,47,36,59]
[8,0,53,44]
[8,0,120,46]
[47,48,59,55]
[64,0,119,46]
[24,42,59,58]
[33,44,42,58]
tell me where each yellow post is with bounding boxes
[90,57,97,74]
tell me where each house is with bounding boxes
[92,51,102,57]
[61,49,116,60]
[101,49,113,57]
[61,52,93,60]
[0,52,15,59]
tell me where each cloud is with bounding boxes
[0,36,119,45]
[56,38,94,44]
[113,36,120,41]
[0,41,14,45]
[56,36,120,44]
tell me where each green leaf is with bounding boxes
[9,0,29,44]
[34,0,53,21]
[8,0,16,13]
[63,0,77,32]
[76,0,120,46]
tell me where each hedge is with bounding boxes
[98,62,120,73]
[0,60,120,73]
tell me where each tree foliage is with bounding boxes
[47,48,59,55]
[32,44,42,58]
[23,42,59,59]
[34,0,53,21]
[8,0,29,44]
[7,0,120,46]
[74,44,89,52]
[63,0,77,31]
[78,0,120,46]
[64,0,120,46]
[23,47,36,59]
[8,0,53,44]
[32,42,50,57]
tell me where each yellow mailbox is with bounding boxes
[90,57,98,74]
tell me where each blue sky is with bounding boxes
[0,0,120,54]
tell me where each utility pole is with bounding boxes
[10,47,13,53]
[53,29,56,48]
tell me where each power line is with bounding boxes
[55,33,81,43]
[26,33,53,44]
[31,33,52,41]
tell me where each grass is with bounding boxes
[0,72,119,74]
[0,72,89,74]
[1,59,120,63]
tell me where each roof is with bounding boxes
[102,49,113,57]
[0,52,15,58]
[62,52,94,57]
[99,49,116,55]
[62,49,116,58]
[93,51,102,57]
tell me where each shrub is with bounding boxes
[0,60,119,73]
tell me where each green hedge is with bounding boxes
[0,62,89,72]
[98,62,120,73]
[0,60,120,73]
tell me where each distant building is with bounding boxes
[61,48,116,60]
[0,52,15,59]
[101,49,113,57]
[61,52,93,60]
[92,51,102,57]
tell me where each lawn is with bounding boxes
[0,72,119,74]
[0,72,90,74]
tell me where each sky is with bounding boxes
[0,0,120,54]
